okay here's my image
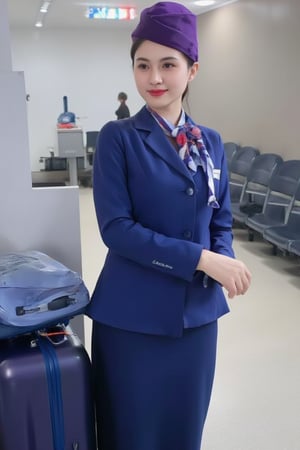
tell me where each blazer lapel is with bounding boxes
[133,106,192,181]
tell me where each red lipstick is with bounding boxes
[148,90,167,97]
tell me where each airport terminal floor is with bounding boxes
[79,187,300,450]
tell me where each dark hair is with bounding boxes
[118,92,128,101]
[130,39,194,100]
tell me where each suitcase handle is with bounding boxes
[16,296,75,316]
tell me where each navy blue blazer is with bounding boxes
[87,106,234,337]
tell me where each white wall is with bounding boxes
[10,28,144,170]
[191,0,300,158]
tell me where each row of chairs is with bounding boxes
[224,142,300,257]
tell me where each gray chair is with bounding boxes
[78,130,99,187]
[86,130,99,166]
[288,240,300,257]
[224,142,240,173]
[262,182,300,254]
[229,146,260,203]
[231,153,283,226]
[246,160,300,241]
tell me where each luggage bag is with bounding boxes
[0,325,97,450]
[0,250,90,339]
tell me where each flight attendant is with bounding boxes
[87,2,251,449]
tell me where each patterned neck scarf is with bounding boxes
[148,107,219,208]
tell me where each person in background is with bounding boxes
[115,91,130,119]
[87,2,252,450]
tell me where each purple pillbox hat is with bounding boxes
[131,1,198,62]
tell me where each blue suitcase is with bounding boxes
[0,325,97,450]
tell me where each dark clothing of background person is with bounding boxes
[115,102,130,120]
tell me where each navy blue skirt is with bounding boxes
[92,321,217,450]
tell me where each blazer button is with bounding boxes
[186,187,194,196]
[183,230,192,239]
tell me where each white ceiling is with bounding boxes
[8,0,239,29]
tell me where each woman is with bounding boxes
[87,2,251,449]
[115,92,130,120]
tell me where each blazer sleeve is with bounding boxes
[209,133,235,258]
[93,121,202,283]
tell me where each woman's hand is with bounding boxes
[197,249,251,299]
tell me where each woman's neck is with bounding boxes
[147,105,183,127]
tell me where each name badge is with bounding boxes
[213,169,221,180]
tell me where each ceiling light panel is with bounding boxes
[194,1,216,6]
[40,2,50,13]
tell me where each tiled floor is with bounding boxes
[79,187,300,450]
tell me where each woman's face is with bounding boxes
[133,40,198,123]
